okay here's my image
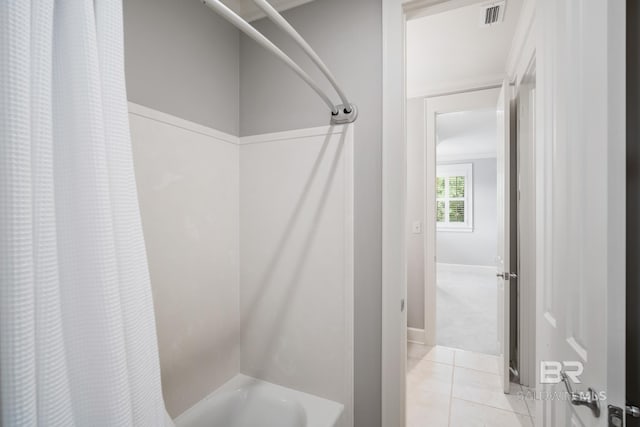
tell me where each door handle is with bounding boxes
[496,272,518,280]
[560,371,601,417]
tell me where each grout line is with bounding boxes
[447,353,456,426]
[452,364,503,376]
[452,396,532,418]
[523,388,534,418]
[406,356,455,367]
[522,386,536,420]
[453,376,531,418]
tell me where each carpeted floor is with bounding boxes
[436,264,498,355]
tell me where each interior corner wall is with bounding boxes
[239,2,383,426]
[123,0,240,136]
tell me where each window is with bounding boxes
[436,163,473,231]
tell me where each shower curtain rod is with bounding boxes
[201,0,358,124]
[251,0,353,113]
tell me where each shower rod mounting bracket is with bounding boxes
[330,104,358,125]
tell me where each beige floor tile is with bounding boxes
[454,349,501,375]
[408,360,454,396]
[406,344,537,426]
[452,367,529,415]
[406,389,451,427]
[449,399,534,427]
[408,343,456,365]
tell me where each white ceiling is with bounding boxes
[436,109,497,161]
[222,0,315,21]
[406,0,523,98]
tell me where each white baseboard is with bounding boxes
[436,262,495,275]
[407,327,426,344]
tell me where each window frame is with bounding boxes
[435,163,474,232]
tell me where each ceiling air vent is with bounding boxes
[480,1,505,27]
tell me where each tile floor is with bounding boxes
[407,343,535,427]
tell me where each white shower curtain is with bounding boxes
[0,1,172,425]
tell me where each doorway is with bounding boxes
[406,85,531,426]
[434,110,499,356]
[403,1,535,426]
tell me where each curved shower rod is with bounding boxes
[201,0,357,124]
[251,0,353,113]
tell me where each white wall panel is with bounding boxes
[129,104,240,417]
[239,125,354,426]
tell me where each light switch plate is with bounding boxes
[412,220,422,234]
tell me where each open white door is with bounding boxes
[537,1,626,426]
[496,80,512,394]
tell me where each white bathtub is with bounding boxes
[174,374,344,427]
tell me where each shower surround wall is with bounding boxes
[129,107,355,422]
[129,105,240,417]
[240,3,383,426]
[125,0,380,424]
[240,125,354,425]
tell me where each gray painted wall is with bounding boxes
[123,0,240,135]
[437,158,497,266]
[239,2,383,426]
[406,97,426,329]
[406,98,497,329]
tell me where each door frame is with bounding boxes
[381,1,407,425]
[422,88,502,346]
[515,55,537,388]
